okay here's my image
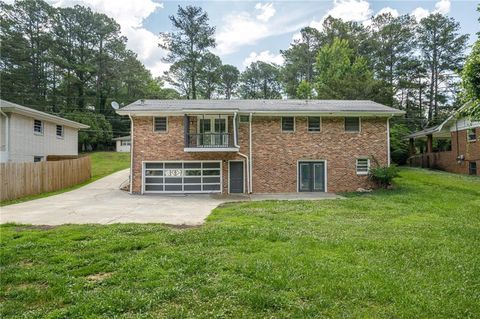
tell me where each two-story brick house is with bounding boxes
[117,100,404,194]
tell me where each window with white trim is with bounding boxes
[467,128,476,142]
[154,117,167,132]
[308,117,321,132]
[34,119,43,134]
[356,158,370,175]
[121,140,131,146]
[281,117,294,132]
[345,117,360,132]
[56,125,64,138]
[239,115,249,123]
[34,156,43,162]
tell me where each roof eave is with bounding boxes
[1,106,90,129]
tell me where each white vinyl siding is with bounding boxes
[143,161,222,193]
[356,158,370,175]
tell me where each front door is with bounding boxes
[229,161,244,193]
[298,161,325,192]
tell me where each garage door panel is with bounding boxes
[143,161,222,193]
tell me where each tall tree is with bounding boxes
[197,52,222,99]
[281,27,322,98]
[160,5,216,99]
[369,13,416,107]
[417,13,469,123]
[314,38,377,99]
[240,61,282,99]
[218,64,239,99]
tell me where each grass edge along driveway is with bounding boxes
[1,168,479,318]
[0,151,130,206]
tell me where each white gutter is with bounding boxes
[0,109,9,162]
[233,112,250,194]
[128,114,134,194]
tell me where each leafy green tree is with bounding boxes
[240,61,282,99]
[63,111,112,151]
[218,64,239,99]
[314,38,377,99]
[389,123,412,164]
[296,80,313,99]
[417,13,469,123]
[197,53,222,99]
[160,5,216,99]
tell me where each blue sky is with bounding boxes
[48,0,478,76]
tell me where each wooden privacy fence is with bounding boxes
[0,156,91,201]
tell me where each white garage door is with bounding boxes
[143,161,222,193]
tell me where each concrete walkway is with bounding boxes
[0,169,342,226]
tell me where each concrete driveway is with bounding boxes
[0,169,342,226]
[0,169,229,226]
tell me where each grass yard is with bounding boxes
[0,152,130,206]
[1,168,479,318]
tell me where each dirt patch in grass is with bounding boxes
[86,272,113,283]
[15,225,57,232]
[165,223,201,230]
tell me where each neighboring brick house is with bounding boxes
[116,100,404,194]
[407,103,480,176]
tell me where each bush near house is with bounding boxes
[1,168,479,318]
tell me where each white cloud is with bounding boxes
[255,2,276,22]
[435,0,451,14]
[412,0,451,22]
[310,0,372,30]
[51,0,169,77]
[215,6,302,55]
[243,50,284,67]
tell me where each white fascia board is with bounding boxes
[2,106,89,129]
[117,110,405,117]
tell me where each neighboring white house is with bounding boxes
[0,99,89,163]
[113,135,131,152]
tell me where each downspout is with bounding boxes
[128,114,134,194]
[387,116,391,166]
[0,109,9,162]
[234,112,250,193]
[249,112,253,193]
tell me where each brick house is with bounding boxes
[407,103,479,175]
[116,100,404,194]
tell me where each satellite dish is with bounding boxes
[111,101,119,110]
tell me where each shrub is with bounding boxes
[369,165,400,188]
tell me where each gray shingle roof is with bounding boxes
[117,99,405,116]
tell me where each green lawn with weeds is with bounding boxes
[1,168,479,318]
[0,152,130,206]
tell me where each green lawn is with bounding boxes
[1,168,479,318]
[0,152,130,206]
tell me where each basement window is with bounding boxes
[345,117,360,133]
[154,117,168,132]
[356,158,370,175]
[281,117,295,132]
[467,128,476,142]
[469,162,477,175]
[34,119,43,135]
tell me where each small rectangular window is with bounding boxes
[308,117,321,132]
[239,115,249,123]
[154,117,167,132]
[345,117,360,132]
[281,117,294,132]
[469,162,477,175]
[56,125,64,138]
[467,128,477,142]
[34,119,43,134]
[34,156,43,162]
[356,158,370,175]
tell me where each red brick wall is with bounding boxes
[131,115,389,193]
